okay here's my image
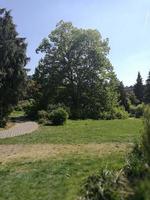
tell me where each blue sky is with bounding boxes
[1,0,150,86]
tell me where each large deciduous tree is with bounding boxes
[134,72,144,103]
[0,8,28,126]
[34,20,118,119]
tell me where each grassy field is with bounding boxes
[0,153,126,200]
[0,118,143,200]
[0,119,142,144]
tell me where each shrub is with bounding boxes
[49,108,68,125]
[100,111,112,120]
[112,107,129,119]
[124,144,147,182]
[37,110,49,124]
[47,103,70,117]
[38,118,48,125]
[79,169,130,200]
[131,179,150,200]
[129,104,144,118]
[24,99,38,120]
[37,110,49,120]
[15,100,31,111]
[142,105,150,165]
[100,107,128,120]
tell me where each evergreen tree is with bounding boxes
[0,8,28,127]
[134,72,144,103]
[144,71,150,104]
[34,21,119,119]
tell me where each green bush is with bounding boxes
[47,103,70,117]
[79,169,130,200]
[38,118,48,125]
[129,104,144,118]
[131,179,150,200]
[49,108,68,125]
[100,111,112,120]
[142,105,150,165]
[124,144,147,182]
[37,110,49,120]
[15,100,31,111]
[24,99,38,120]
[113,107,129,119]
[37,110,49,124]
[100,107,128,120]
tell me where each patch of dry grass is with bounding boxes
[0,143,133,163]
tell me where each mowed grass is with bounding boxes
[0,119,143,144]
[0,118,143,200]
[0,153,125,200]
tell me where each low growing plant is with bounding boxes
[49,107,68,125]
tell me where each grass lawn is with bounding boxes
[0,118,143,144]
[0,153,125,200]
[0,118,143,200]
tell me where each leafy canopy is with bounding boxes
[34,20,118,119]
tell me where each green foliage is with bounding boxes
[100,107,129,120]
[0,8,28,127]
[38,118,48,125]
[48,103,70,117]
[133,72,144,103]
[142,105,150,165]
[80,169,131,200]
[113,107,129,119]
[118,81,130,111]
[33,20,119,119]
[128,92,140,106]
[37,110,49,124]
[49,107,68,125]
[129,104,144,118]
[38,110,49,119]
[131,179,150,200]
[144,71,150,104]
[24,99,38,120]
[14,100,31,111]
[80,170,120,200]
[124,144,147,181]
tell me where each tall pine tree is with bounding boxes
[144,71,150,104]
[0,8,28,127]
[134,72,144,103]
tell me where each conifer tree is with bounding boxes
[0,8,28,127]
[133,72,144,103]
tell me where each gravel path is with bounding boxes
[0,122,38,139]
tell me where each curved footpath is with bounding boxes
[0,122,38,139]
